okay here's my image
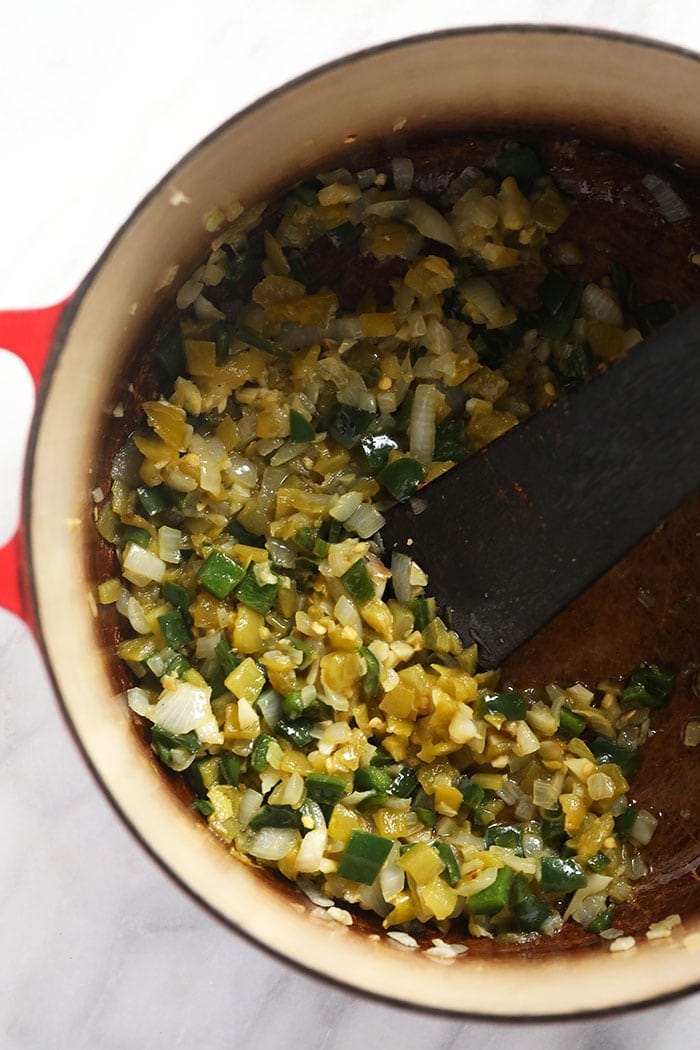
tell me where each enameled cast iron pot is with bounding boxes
[2,26,699,1018]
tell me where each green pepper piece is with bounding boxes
[249,805,302,831]
[220,751,241,787]
[157,609,193,649]
[586,904,616,935]
[226,518,266,547]
[589,737,640,779]
[558,707,587,739]
[555,341,594,387]
[354,767,392,793]
[137,485,170,519]
[514,894,551,933]
[162,581,194,616]
[370,745,395,768]
[250,733,276,773]
[325,402,375,449]
[235,569,279,614]
[155,326,185,382]
[337,830,393,884]
[466,866,514,914]
[326,221,360,247]
[276,717,315,749]
[196,550,246,599]
[433,841,461,887]
[614,805,638,836]
[359,433,400,473]
[233,326,289,358]
[415,807,437,828]
[540,855,586,893]
[387,766,419,799]
[220,242,250,281]
[282,689,315,720]
[289,409,315,443]
[539,270,583,341]
[587,851,611,873]
[541,806,566,846]
[165,654,190,678]
[150,724,200,767]
[359,646,380,696]
[495,144,544,186]
[456,775,485,811]
[484,823,523,854]
[215,638,240,676]
[123,525,151,549]
[408,597,435,631]
[477,692,527,721]
[193,799,214,817]
[305,772,346,808]
[341,559,375,605]
[377,457,425,502]
[622,663,675,709]
[433,418,469,462]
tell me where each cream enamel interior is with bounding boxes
[28,28,700,1016]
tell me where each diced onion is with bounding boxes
[391,552,413,603]
[409,383,438,463]
[392,156,414,194]
[407,198,458,249]
[122,543,166,585]
[248,827,299,861]
[642,173,691,222]
[581,283,623,326]
[296,828,328,873]
[345,502,385,539]
[683,718,700,747]
[629,809,658,846]
[238,789,263,827]
[158,525,182,564]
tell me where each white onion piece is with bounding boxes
[267,538,296,568]
[238,789,263,828]
[126,597,150,635]
[248,827,299,861]
[345,502,385,539]
[195,630,222,661]
[642,173,691,222]
[407,198,458,248]
[193,293,225,322]
[122,543,166,585]
[532,778,558,809]
[391,551,413,603]
[409,383,438,463]
[126,687,153,718]
[581,283,623,326]
[149,681,221,745]
[379,862,405,902]
[334,595,363,635]
[329,490,363,522]
[296,828,328,873]
[629,809,658,846]
[683,718,700,747]
[158,525,182,564]
[392,156,414,194]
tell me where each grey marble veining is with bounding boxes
[1,3,699,1047]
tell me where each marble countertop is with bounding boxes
[1,3,698,1047]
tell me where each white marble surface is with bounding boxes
[1,3,699,1047]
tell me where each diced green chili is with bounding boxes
[359,646,380,696]
[472,793,503,827]
[249,805,302,831]
[226,518,266,547]
[495,144,544,187]
[165,653,190,678]
[282,689,315,720]
[212,320,230,357]
[341,560,375,605]
[276,717,315,749]
[586,904,616,935]
[325,402,375,449]
[250,733,276,773]
[409,597,435,631]
[484,823,523,854]
[288,636,313,665]
[157,609,193,649]
[554,341,594,386]
[541,806,566,846]
[370,745,395,768]
[137,485,170,519]
[219,751,241,787]
[281,183,319,214]
[558,707,587,738]
[155,326,185,382]
[220,242,250,281]
[215,638,240,676]
[337,830,393,884]
[123,525,151,549]
[540,855,586,893]
[162,580,194,615]
[305,772,346,808]
[415,807,437,827]
[354,767,392,793]
[477,692,527,721]
[150,724,200,766]
[456,775,485,811]
[185,755,220,797]
[235,569,279,614]
[377,457,425,502]
[614,805,638,836]
[622,663,675,709]
[326,221,360,247]
[587,851,611,873]
[466,865,514,914]
[539,270,583,340]
[433,841,461,887]
[514,893,551,933]
[387,766,419,799]
[589,736,640,779]
[196,550,246,599]
[193,799,214,817]
[289,409,315,443]
[233,326,289,358]
[359,433,399,473]
[433,418,469,462]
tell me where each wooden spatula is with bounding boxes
[379,304,700,669]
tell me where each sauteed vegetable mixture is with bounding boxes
[96,141,680,943]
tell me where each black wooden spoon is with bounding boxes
[379,304,700,669]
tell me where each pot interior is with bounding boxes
[28,27,700,1016]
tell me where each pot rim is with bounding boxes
[23,23,700,1020]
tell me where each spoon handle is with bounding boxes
[380,305,700,669]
